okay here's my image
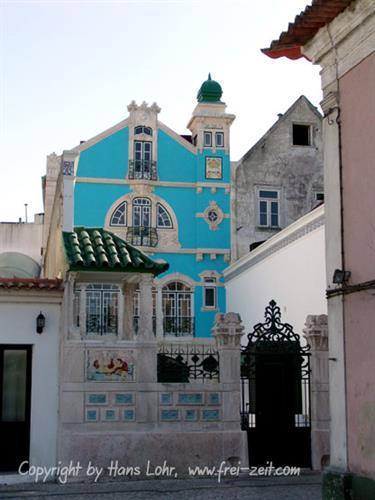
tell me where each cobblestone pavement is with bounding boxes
[0,473,322,500]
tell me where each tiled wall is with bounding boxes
[84,390,222,424]
[159,392,221,422]
[85,392,135,422]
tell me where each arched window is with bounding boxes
[134,125,152,136]
[162,281,193,336]
[132,198,151,228]
[110,202,127,226]
[157,203,172,228]
[130,198,155,246]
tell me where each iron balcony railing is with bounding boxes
[126,226,158,247]
[128,160,157,180]
[163,317,195,337]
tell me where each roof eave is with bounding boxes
[261,46,308,61]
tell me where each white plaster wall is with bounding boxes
[0,223,43,264]
[226,220,327,339]
[0,298,61,468]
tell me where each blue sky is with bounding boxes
[0,0,321,222]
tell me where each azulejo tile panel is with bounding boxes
[184,409,198,421]
[102,408,119,421]
[207,393,220,405]
[202,409,220,421]
[86,350,135,382]
[178,393,203,405]
[86,393,107,405]
[114,393,134,405]
[85,408,99,422]
[123,409,135,421]
[160,409,180,422]
[160,393,173,405]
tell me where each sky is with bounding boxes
[0,0,322,222]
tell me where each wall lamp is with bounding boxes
[36,312,46,334]
[333,269,351,285]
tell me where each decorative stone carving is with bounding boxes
[303,314,330,470]
[63,160,74,176]
[212,312,244,348]
[303,314,328,351]
[196,201,227,231]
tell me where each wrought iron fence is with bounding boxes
[128,160,157,180]
[163,317,194,337]
[157,344,219,383]
[126,226,158,247]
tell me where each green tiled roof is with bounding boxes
[63,228,169,276]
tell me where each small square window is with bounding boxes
[204,131,212,147]
[215,132,224,147]
[292,124,311,146]
[315,192,324,202]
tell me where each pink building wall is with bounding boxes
[341,51,375,479]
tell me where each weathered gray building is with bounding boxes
[232,95,323,260]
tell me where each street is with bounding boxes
[0,473,322,500]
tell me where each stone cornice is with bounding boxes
[76,177,230,190]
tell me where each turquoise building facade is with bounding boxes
[64,76,235,338]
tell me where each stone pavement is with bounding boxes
[0,473,322,500]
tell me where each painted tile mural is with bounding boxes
[87,350,135,381]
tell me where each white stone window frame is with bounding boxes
[154,273,196,339]
[69,281,124,341]
[156,203,173,229]
[110,201,127,226]
[105,190,180,251]
[291,122,314,147]
[199,270,221,312]
[128,127,157,178]
[215,131,224,148]
[257,188,281,229]
[203,131,212,147]
[134,125,152,136]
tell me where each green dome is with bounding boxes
[197,73,223,103]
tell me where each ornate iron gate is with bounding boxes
[240,300,311,467]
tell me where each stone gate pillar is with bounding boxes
[212,312,244,384]
[212,312,247,465]
[303,314,330,470]
[137,274,157,383]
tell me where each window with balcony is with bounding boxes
[129,139,157,180]
[126,198,158,247]
[162,282,194,336]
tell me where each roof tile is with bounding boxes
[63,228,169,276]
[262,0,352,60]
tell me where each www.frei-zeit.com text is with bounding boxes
[19,460,301,483]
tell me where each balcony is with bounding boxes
[128,160,157,180]
[126,227,158,247]
[163,317,195,337]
